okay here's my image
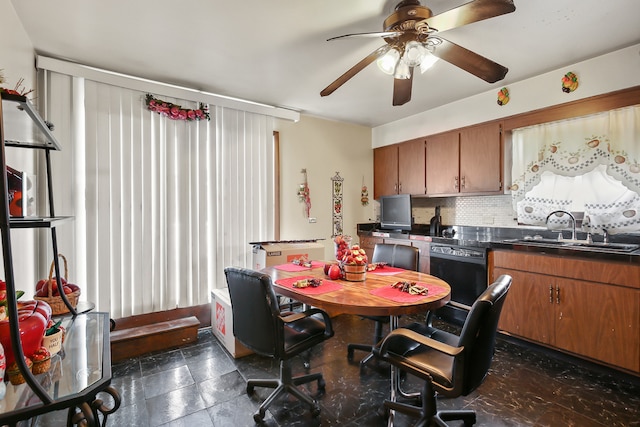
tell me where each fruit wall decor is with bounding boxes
[497,87,510,106]
[331,172,344,236]
[561,72,579,93]
[297,168,311,218]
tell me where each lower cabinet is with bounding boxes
[492,250,640,374]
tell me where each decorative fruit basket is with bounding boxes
[343,263,367,281]
[34,255,81,315]
[339,243,368,282]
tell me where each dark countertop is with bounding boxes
[357,223,640,264]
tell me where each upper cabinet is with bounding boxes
[425,121,503,196]
[373,138,426,199]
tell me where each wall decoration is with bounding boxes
[561,72,579,93]
[360,177,369,206]
[145,94,210,121]
[0,71,34,97]
[331,172,344,237]
[497,87,510,106]
[297,168,311,218]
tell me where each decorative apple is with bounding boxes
[328,264,342,280]
[333,235,351,261]
[340,244,368,266]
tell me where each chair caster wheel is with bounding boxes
[318,378,326,391]
[254,409,266,423]
[311,406,321,417]
[247,384,255,395]
[347,349,354,361]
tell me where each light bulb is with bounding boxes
[376,48,400,75]
[403,41,426,67]
[394,58,411,80]
[420,51,439,73]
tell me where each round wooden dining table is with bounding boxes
[261,262,451,425]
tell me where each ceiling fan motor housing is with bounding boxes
[383,1,433,46]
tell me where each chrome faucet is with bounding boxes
[546,210,576,241]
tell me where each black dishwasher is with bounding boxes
[429,243,488,325]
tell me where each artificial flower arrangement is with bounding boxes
[145,94,210,121]
[0,70,34,97]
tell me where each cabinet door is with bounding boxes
[398,138,426,195]
[374,145,399,199]
[426,131,459,195]
[493,268,554,345]
[459,122,502,193]
[555,278,639,372]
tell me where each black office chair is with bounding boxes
[372,274,512,427]
[224,267,334,422]
[347,243,420,367]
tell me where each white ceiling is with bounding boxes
[11,0,640,128]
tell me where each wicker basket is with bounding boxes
[343,264,366,282]
[34,254,80,315]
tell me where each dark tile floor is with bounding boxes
[34,314,639,427]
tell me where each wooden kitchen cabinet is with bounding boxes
[373,138,425,199]
[398,138,426,195]
[426,122,502,196]
[492,250,640,374]
[374,144,398,199]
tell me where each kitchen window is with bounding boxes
[510,105,640,234]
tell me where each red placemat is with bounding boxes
[275,276,343,295]
[273,261,325,272]
[368,266,406,275]
[370,282,449,303]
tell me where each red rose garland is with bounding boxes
[145,94,210,121]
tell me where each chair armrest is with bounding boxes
[378,327,463,358]
[280,308,334,336]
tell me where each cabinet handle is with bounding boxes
[556,285,560,304]
[399,182,402,192]
[549,285,553,303]
[454,176,459,190]
[394,183,398,192]
[461,176,466,189]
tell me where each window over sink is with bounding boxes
[510,105,640,234]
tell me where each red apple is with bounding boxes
[328,264,342,280]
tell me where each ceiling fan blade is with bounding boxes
[327,31,404,41]
[423,0,515,33]
[392,68,414,106]
[430,37,508,83]
[321,45,390,97]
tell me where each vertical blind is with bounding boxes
[40,71,275,318]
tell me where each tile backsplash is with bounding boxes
[411,195,518,227]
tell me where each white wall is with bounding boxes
[0,0,39,291]
[373,43,640,148]
[275,115,374,260]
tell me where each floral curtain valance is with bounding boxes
[510,105,640,234]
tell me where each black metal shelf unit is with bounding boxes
[0,92,119,425]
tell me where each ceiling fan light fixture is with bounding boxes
[419,50,439,73]
[376,48,401,75]
[394,58,411,80]
[403,41,426,67]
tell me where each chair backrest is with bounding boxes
[456,274,512,394]
[224,267,281,357]
[371,243,420,271]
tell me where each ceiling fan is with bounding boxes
[320,0,516,106]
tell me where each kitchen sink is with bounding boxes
[502,238,639,253]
